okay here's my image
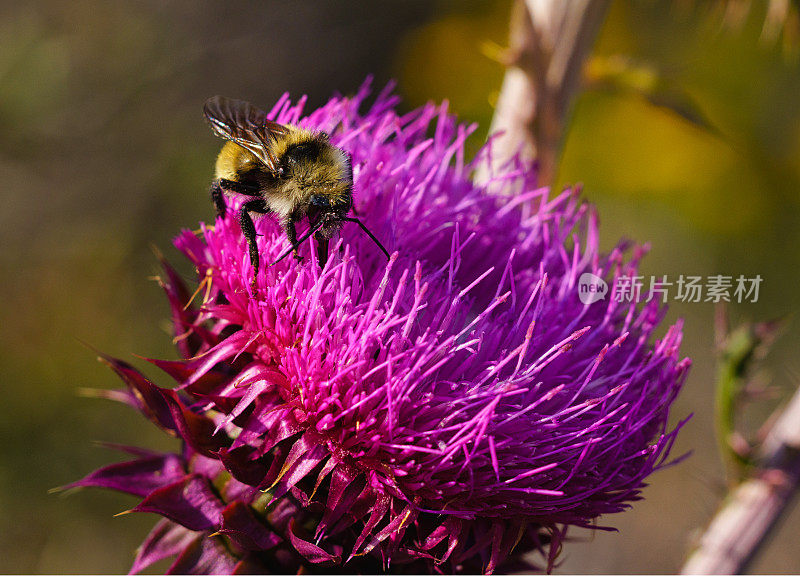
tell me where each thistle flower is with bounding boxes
[72,81,690,574]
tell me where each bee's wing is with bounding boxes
[203,96,289,173]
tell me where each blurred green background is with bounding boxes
[2,0,799,573]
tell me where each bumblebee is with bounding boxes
[203,96,388,284]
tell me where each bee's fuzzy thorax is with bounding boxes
[278,128,350,178]
[273,127,352,208]
[215,128,351,203]
[266,125,317,158]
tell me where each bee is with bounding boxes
[203,96,389,285]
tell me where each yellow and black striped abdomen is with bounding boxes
[214,141,263,182]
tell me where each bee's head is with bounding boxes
[309,193,352,238]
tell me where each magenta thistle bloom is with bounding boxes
[72,81,690,574]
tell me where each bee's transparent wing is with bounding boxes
[203,96,289,173]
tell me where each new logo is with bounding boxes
[578,273,608,304]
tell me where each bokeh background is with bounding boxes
[2,0,799,573]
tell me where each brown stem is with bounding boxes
[476,0,611,187]
[681,384,800,574]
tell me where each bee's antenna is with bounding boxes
[339,217,391,260]
[270,221,325,266]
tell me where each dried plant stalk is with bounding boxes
[478,0,611,187]
[681,385,800,574]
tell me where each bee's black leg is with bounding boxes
[210,180,227,218]
[283,220,304,262]
[314,231,329,269]
[240,198,269,288]
[211,179,260,219]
